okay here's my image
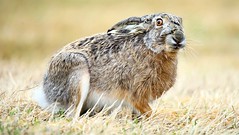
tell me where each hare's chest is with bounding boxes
[130,60,177,100]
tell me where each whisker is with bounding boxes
[180,37,199,59]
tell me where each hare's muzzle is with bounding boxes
[165,30,186,50]
[173,30,185,47]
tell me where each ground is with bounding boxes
[0,0,239,134]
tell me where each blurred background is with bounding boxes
[0,0,238,77]
[0,1,239,133]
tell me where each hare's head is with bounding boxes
[143,13,186,53]
[107,13,186,53]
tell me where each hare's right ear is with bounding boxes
[107,17,150,35]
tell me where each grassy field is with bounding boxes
[0,0,239,134]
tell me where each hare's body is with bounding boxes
[33,13,186,118]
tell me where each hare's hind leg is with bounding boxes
[71,67,90,120]
[43,52,90,118]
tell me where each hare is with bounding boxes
[33,13,186,118]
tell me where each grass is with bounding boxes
[1,58,239,134]
[0,0,239,134]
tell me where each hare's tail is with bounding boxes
[32,84,50,109]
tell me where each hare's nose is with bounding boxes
[173,30,185,44]
[171,30,185,48]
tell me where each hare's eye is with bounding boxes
[156,18,163,26]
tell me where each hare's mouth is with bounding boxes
[164,34,186,51]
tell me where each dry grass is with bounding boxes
[1,55,239,134]
[1,0,239,134]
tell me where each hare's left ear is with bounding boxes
[178,17,183,25]
[107,17,150,35]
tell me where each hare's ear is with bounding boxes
[107,17,149,35]
[178,17,183,25]
[107,17,142,33]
